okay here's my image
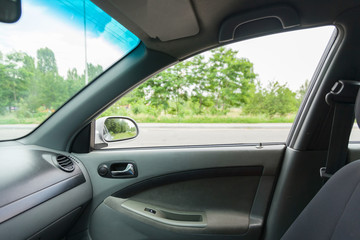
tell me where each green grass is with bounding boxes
[102,109,296,123]
[110,132,137,140]
[129,114,295,123]
[0,111,296,125]
[0,113,50,124]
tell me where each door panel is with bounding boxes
[75,144,285,239]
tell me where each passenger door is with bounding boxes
[77,144,284,239]
[68,27,335,240]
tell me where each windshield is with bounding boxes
[0,0,140,140]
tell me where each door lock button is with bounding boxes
[98,164,109,176]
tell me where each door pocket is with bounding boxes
[121,199,207,228]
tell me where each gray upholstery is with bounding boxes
[281,159,360,239]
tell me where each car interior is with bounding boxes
[1,0,360,240]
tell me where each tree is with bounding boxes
[130,47,257,116]
[66,68,84,97]
[206,47,257,112]
[35,48,67,110]
[37,47,58,74]
[87,63,103,82]
[0,63,11,113]
[0,47,107,118]
[297,79,310,103]
[187,55,213,114]
[243,81,298,117]
[36,73,67,109]
[1,52,35,111]
[141,72,172,113]
[165,61,190,115]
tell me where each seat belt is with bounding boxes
[320,80,360,181]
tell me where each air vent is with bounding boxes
[56,155,74,172]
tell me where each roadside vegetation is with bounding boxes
[0,47,308,124]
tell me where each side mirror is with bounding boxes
[95,116,139,149]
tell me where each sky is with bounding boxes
[227,26,335,91]
[0,0,335,92]
[0,0,139,78]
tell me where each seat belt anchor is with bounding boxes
[320,167,332,179]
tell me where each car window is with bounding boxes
[98,26,335,149]
[0,0,140,141]
[349,124,360,142]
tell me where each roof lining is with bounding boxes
[91,0,359,59]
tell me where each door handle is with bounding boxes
[111,163,135,177]
[98,162,137,178]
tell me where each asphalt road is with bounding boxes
[112,123,293,148]
[2,123,360,148]
[0,124,38,141]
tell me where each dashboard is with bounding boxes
[0,142,92,240]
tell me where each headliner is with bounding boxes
[91,0,360,59]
